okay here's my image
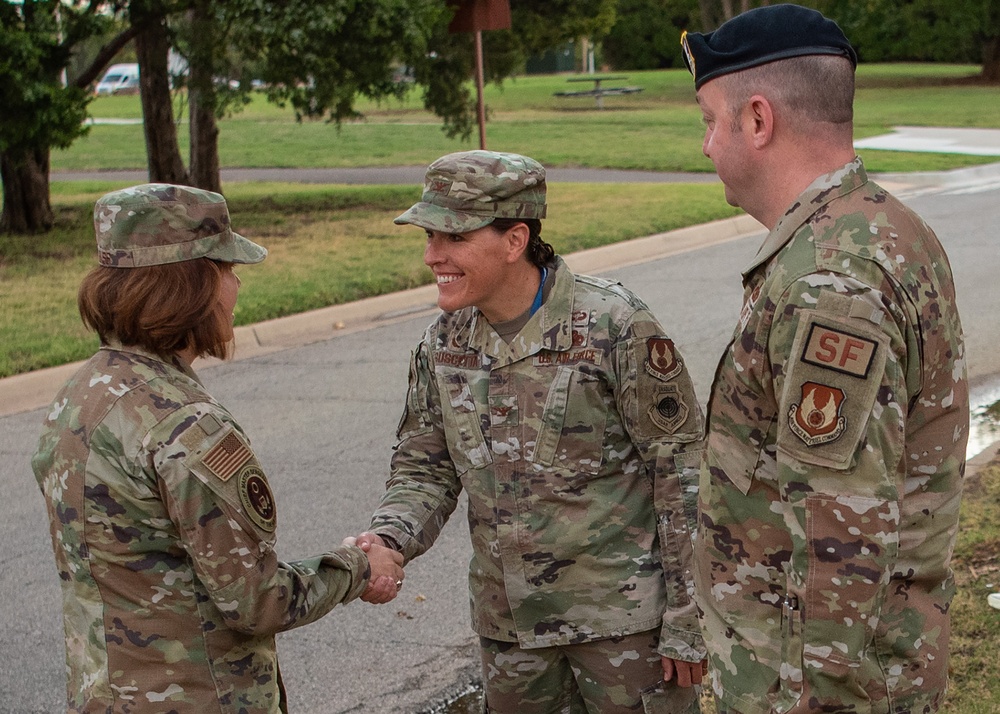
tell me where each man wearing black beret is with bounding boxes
[681,4,968,714]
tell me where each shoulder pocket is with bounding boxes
[177,417,277,539]
[396,344,435,442]
[777,305,888,470]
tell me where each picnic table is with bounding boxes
[553,75,643,109]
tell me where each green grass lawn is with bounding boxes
[6,62,998,380]
[55,64,999,174]
[0,181,740,378]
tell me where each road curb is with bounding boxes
[1,213,766,418]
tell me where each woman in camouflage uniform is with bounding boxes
[351,151,707,713]
[32,184,404,713]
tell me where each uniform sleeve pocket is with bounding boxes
[777,311,888,471]
[396,344,435,441]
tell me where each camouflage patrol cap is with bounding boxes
[681,4,857,90]
[94,183,267,268]
[394,150,546,234]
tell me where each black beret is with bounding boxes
[681,4,858,90]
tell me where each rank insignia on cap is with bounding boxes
[645,337,682,381]
[648,383,689,434]
[680,30,696,75]
[789,381,846,446]
[238,465,276,532]
[201,429,253,482]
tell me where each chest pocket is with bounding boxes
[437,367,493,474]
[529,366,607,476]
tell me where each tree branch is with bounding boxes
[73,26,141,89]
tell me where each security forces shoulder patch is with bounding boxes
[777,308,888,470]
[800,323,878,378]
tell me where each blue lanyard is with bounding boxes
[529,267,548,317]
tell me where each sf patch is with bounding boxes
[800,323,878,378]
[238,465,276,532]
[645,337,682,381]
[778,307,888,470]
[788,381,846,446]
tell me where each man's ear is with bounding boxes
[746,94,775,149]
[502,222,531,264]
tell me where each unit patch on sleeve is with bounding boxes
[238,465,276,532]
[645,337,682,381]
[777,308,888,470]
[201,429,253,482]
[801,323,878,378]
[788,381,846,446]
[648,383,689,434]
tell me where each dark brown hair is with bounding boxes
[490,218,555,269]
[78,258,234,360]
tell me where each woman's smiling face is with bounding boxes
[423,223,518,321]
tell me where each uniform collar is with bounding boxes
[743,157,868,278]
[466,256,577,363]
[100,338,203,384]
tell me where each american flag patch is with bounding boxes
[201,430,253,482]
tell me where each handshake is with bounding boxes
[342,532,405,605]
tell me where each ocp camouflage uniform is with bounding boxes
[33,341,371,713]
[696,158,969,713]
[370,257,706,708]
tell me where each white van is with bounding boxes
[95,64,140,95]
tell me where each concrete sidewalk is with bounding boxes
[855,126,1000,156]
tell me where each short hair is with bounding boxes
[489,218,556,269]
[78,258,235,360]
[719,54,855,130]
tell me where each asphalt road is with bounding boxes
[2,169,999,712]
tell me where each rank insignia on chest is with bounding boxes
[201,429,253,482]
[571,309,592,347]
[789,381,847,446]
[645,337,682,381]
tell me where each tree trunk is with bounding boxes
[189,88,221,193]
[0,148,54,234]
[982,36,1000,83]
[187,0,222,193]
[134,11,189,185]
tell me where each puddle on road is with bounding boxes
[969,381,1000,459]
[422,684,481,714]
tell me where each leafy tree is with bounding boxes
[3,0,621,233]
[692,0,999,81]
[145,0,620,189]
[604,0,701,70]
[0,1,132,233]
